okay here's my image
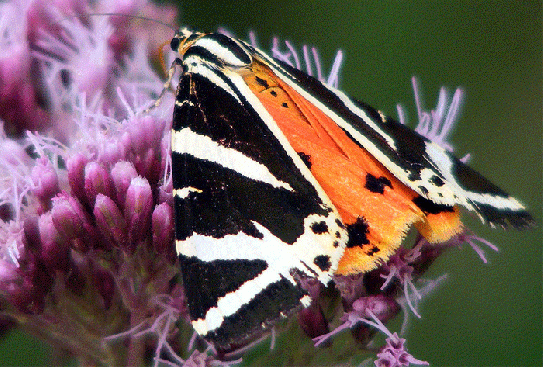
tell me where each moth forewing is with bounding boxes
[171,31,347,348]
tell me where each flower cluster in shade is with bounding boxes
[0,0,184,365]
[0,1,499,366]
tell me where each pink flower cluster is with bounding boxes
[0,0,184,365]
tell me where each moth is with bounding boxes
[169,28,533,349]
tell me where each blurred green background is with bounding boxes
[1,0,541,366]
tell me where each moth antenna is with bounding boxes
[156,38,174,81]
[86,12,177,33]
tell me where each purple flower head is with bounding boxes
[270,37,343,89]
[438,231,499,264]
[375,333,429,367]
[397,77,464,154]
[312,294,400,347]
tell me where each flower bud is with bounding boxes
[31,158,59,211]
[23,216,41,252]
[51,194,95,252]
[94,193,127,249]
[67,154,88,205]
[110,161,138,208]
[84,162,114,206]
[38,213,70,271]
[298,303,329,339]
[152,202,173,254]
[124,177,152,249]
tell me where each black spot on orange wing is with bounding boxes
[255,75,269,88]
[366,246,380,256]
[365,173,392,194]
[346,217,370,248]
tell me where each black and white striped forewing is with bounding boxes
[171,50,346,348]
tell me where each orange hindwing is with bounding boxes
[244,60,462,275]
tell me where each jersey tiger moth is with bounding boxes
[168,28,534,350]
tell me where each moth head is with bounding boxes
[171,28,253,69]
[170,27,201,54]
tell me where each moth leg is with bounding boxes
[142,57,182,114]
